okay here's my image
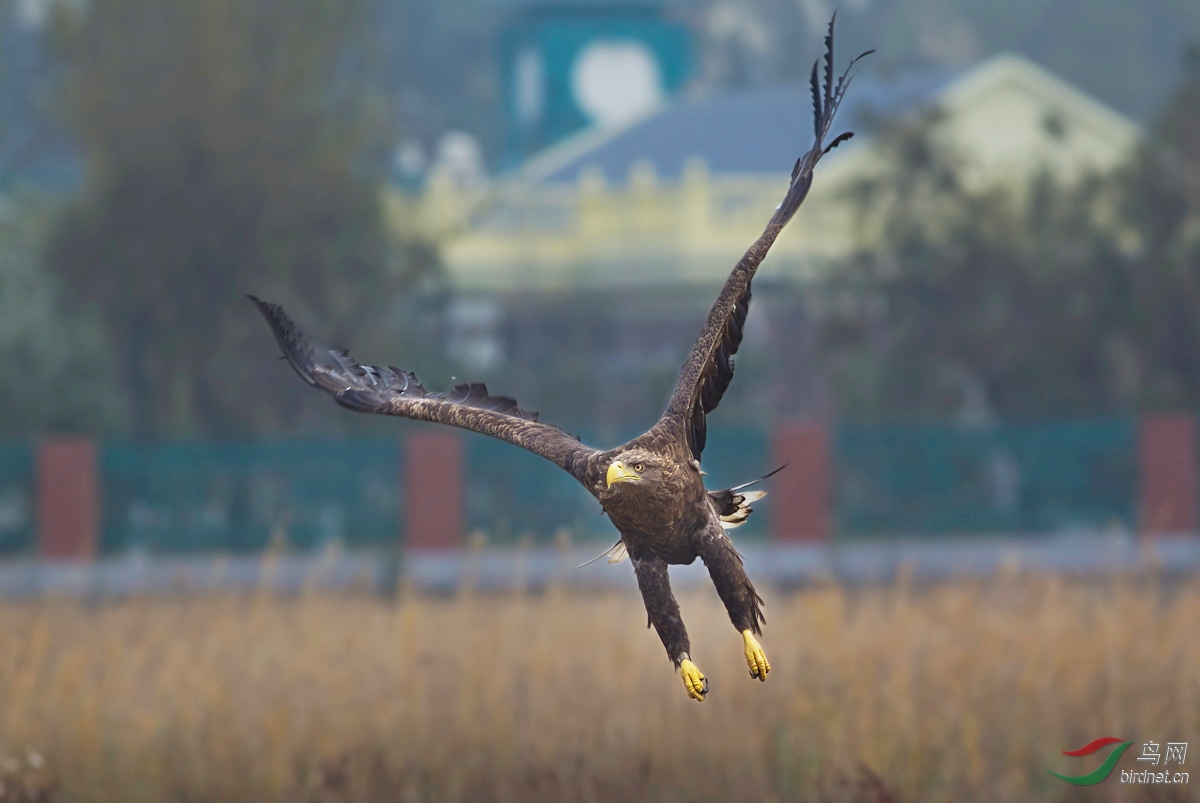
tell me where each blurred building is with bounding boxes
[0,0,82,194]
[385,53,1140,424]
[419,53,1139,294]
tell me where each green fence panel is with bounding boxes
[834,420,1136,536]
[100,440,400,554]
[465,434,600,544]
[0,441,33,556]
[463,425,772,544]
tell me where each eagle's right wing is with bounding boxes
[659,15,872,461]
[250,296,604,487]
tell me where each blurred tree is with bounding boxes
[1112,48,1200,410]
[45,0,438,438]
[815,60,1200,421]
[0,2,119,436]
[380,1,502,158]
[0,191,123,435]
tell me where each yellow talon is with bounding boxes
[743,630,770,681]
[679,658,708,701]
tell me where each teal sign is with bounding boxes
[499,4,692,166]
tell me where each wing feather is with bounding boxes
[659,16,871,460]
[249,296,601,485]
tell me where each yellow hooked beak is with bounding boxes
[606,461,640,487]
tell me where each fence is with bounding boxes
[100,439,400,554]
[835,420,1137,535]
[0,440,33,556]
[6,415,1196,558]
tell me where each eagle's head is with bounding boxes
[599,447,692,531]
[605,449,667,489]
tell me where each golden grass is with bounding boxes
[0,569,1198,802]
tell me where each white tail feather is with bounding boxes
[718,489,768,529]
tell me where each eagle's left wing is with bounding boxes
[249,296,604,487]
[658,15,871,461]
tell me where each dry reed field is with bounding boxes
[0,565,1197,803]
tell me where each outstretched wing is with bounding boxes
[660,14,872,460]
[249,296,602,486]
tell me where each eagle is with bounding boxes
[250,17,870,702]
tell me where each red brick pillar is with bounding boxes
[36,437,99,560]
[770,421,831,542]
[1138,414,1197,536]
[405,431,464,550]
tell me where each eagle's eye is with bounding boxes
[634,463,644,472]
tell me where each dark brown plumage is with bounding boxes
[250,16,869,702]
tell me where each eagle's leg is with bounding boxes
[697,526,770,682]
[629,547,707,701]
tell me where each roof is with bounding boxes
[937,54,1141,150]
[512,52,1142,187]
[516,65,961,185]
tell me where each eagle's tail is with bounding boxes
[709,463,789,530]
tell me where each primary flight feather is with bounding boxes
[251,15,870,702]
